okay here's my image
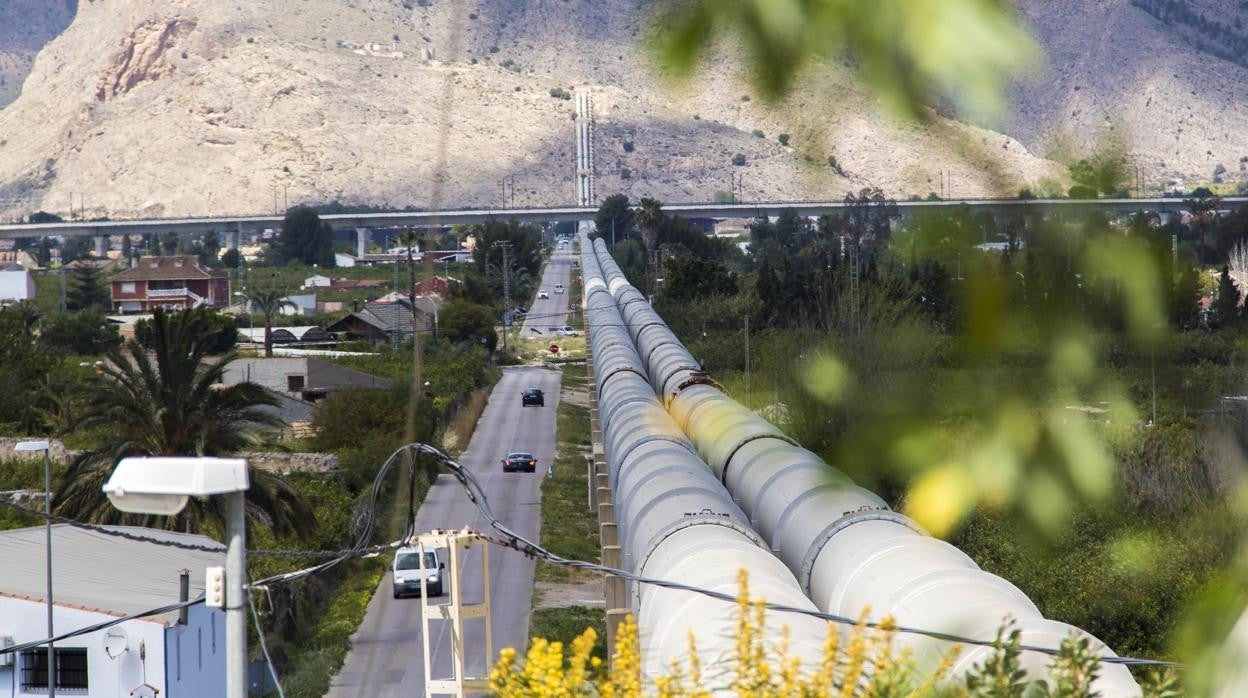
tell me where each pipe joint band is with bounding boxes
[636,515,765,579]
[720,432,799,484]
[797,508,923,595]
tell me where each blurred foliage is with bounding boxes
[625,192,1248,684]
[648,0,1040,121]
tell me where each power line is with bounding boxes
[418,442,1183,670]
[0,443,1184,668]
[1,599,202,657]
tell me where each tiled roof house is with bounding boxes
[110,256,230,313]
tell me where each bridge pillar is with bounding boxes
[225,229,241,250]
[356,227,372,257]
[93,235,109,258]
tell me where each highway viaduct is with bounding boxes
[0,196,1241,257]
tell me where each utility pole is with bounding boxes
[494,240,512,354]
[744,315,751,406]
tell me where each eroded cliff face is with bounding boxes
[95,18,195,101]
[0,0,1243,219]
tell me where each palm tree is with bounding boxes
[54,307,315,537]
[635,197,664,253]
[1185,188,1220,265]
[242,288,294,357]
[396,228,423,311]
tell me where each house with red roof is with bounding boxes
[110,256,230,313]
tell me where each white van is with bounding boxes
[392,546,444,598]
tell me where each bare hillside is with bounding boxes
[0,0,76,108]
[2,0,1245,219]
[1010,0,1248,191]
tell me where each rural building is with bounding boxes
[0,525,226,697]
[222,356,392,402]
[303,274,332,288]
[411,275,459,299]
[325,296,438,343]
[0,263,35,302]
[109,256,230,313]
[712,218,752,239]
[0,251,38,269]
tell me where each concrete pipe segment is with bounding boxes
[582,235,831,682]
[585,236,1140,694]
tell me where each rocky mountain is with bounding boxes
[0,0,76,109]
[0,0,1244,220]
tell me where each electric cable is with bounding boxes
[248,586,287,698]
[0,498,402,558]
[414,440,1184,670]
[0,599,203,657]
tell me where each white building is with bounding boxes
[303,274,332,288]
[0,263,35,302]
[0,525,226,697]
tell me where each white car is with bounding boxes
[553,325,579,337]
[554,283,565,294]
[537,289,550,299]
[392,546,444,598]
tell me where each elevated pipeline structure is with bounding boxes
[584,234,1140,694]
[581,239,831,682]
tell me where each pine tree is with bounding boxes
[1213,265,1241,329]
[66,265,111,311]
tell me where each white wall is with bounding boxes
[0,270,34,301]
[0,597,166,698]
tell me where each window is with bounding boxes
[20,648,88,691]
[287,375,305,392]
[121,282,136,293]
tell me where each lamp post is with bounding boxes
[103,457,250,698]
[14,440,53,697]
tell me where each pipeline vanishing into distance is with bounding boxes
[579,232,1140,694]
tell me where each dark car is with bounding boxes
[502,452,538,473]
[522,388,544,406]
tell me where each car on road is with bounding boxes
[502,452,538,473]
[553,325,579,337]
[554,283,565,294]
[522,388,544,406]
[538,289,549,299]
[392,546,444,598]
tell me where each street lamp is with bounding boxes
[102,457,250,698]
[14,440,53,698]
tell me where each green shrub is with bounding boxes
[732,153,746,166]
[38,312,120,356]
[778,133,790,146]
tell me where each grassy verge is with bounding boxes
[526,362,605,657]
[536,361,597,582]
[277,557,387,697]
[442,386,491,456]
[530,606,607,660]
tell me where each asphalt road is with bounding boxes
[519,245,574,336]
[327,366,563,697]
